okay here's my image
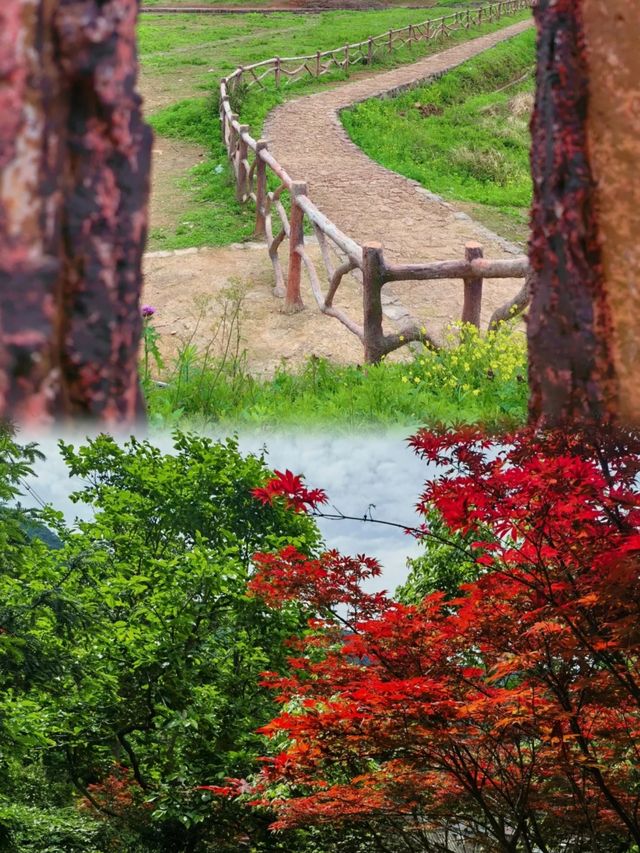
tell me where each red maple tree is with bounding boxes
[218,428,640,852]
[80,764,153,823]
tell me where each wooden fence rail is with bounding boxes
[219,0,534,363]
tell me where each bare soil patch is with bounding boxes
[142,241,520,378]
[140,69,210,114]
[143,244,374,376]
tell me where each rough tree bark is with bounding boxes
[528,0,640,428]
[581,0,640,428]
[0,0,152,426]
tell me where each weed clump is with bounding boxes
[142,297,528,430]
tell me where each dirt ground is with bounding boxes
[143,120,384,376]
[142,238,521,376]
[142,242,388,375]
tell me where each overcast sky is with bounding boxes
[18,428,436,595]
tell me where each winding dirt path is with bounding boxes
[144,19,533,373]
[264,19,532,328]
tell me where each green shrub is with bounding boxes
[0,802,101,852]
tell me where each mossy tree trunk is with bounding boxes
[528,0,640,428]
[0,0,151,426]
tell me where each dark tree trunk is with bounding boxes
[528,0,640,429]
[528,0,615,427]
[0,0,151,426]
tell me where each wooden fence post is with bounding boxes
[220,101,227,145]
[388,29,393,53]
[426,20,432,39]
[462,242,484,328]
[316,50,321,77]
[408,24,414,47]
[368,37,373,64]
[254,139,268,238]
[235,124,249,202]
[228,113,239,161]
[286,181,307,313]
[344,43,350,74]
[274,56,281,87]
[362,243,387,364]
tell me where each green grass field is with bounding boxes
[139,5,496,99]
[141,5,533,249]
[341,29,535,244]
[141,0,440,6]
[141,0,486,8]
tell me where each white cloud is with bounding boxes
[18,428,435,594]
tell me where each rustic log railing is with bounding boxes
[219,0,533,363]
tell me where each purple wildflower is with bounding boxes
[141,305,156,318]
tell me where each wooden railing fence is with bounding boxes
[220,0,534,363]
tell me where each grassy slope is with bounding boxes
[141,6,532,249]
[342,29,535,245]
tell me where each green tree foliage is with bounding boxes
[398,508,487,603]
[0,427,53,762]
[0,428,98,851]
[0,432,321,851]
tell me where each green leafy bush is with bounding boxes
[0,803,102,853]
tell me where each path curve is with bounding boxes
[264,19,533,329]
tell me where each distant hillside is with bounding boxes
[21,519,63,550]
[1,505,63,551]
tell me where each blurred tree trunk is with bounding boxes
[0,0,151,426]
[528,0,640,428]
